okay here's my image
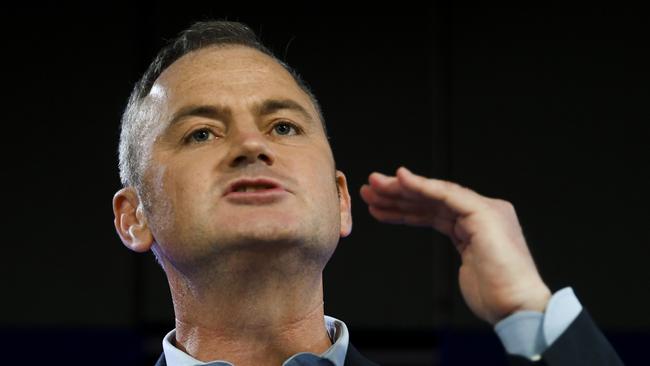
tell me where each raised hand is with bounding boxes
[359,167,551,324]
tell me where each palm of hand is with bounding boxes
[359,167,551,324]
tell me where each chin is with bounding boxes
[218,223,335,261]
[226,223,307,248]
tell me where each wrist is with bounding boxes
[514,285,552,314]
[490,284,552,324]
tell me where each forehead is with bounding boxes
[151,45,313,114]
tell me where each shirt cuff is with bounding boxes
[494,287,583,360]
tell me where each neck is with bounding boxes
[164,250,333,365]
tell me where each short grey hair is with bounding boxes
[118,20,326,192]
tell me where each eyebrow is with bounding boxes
[167,98,316,128]
[168,104,232,127]
[255,99,316,125]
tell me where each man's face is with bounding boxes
[137,45,351,273]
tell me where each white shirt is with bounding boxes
[162,315,349,366]
[162,287,583,364]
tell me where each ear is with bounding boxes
[112,187,154,253]
[335,170,353,237]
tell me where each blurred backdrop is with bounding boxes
[1,2,648,365]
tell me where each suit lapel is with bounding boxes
[344,343,380,366]
[154,352,166,366]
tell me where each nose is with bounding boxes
[226,129,276,168]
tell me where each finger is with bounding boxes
[360,184,429,212]
[367,205,457,236]
[367,205,433,227]
[362,181,462,222]
[367,172,405,199]
[396,167,489,216]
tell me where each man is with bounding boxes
[112,21,623,365]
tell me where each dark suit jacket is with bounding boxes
[154,342,379,366]
[154,310,622,366]
[508,309,624,366]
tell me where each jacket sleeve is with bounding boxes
[507,309,624,366]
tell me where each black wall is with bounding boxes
[1,2,647,365]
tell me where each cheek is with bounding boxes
[300,154,338,209]
[148,159,210,222]
[167,162,213,210]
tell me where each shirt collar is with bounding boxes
[162,315,349,366]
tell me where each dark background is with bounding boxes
[1,2,648,365]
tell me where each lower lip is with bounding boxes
[224,187,289,204]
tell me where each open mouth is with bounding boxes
[224,178,288,204]
[225,177,286,196]
[232,183,277,193]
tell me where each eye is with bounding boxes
[186,128,216,143]
[272,121,300,136]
